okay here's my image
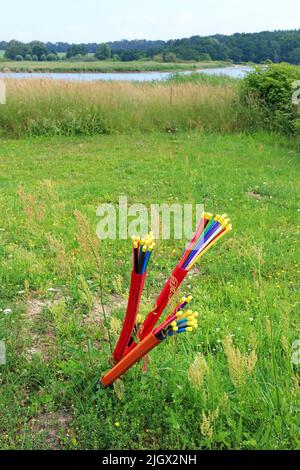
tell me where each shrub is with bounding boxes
[198,53,212,61]
[32,55,38,61]
[15,55,23,61]
[241,63,300,134]
[25,54,32,61]
[163,52,177,63]
[46,53,57,61]
[153,54,163,63]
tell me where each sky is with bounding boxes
[0,0,299,43]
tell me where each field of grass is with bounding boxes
[0,59,229,73]
[0,131,299,450]
[0,77,259,138]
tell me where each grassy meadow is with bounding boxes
[0,129,299,450]
[0,59,229,73]
[0,69,299,450]
[0,76,257,138]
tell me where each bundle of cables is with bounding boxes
[101,297,198,388]
[100,212,231,387]
[113,233,155,363]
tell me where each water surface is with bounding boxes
[0,66,252,82]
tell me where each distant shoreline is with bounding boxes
[0,60,232,74]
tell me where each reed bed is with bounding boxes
[0,59,228,73]
[0,78,256,137]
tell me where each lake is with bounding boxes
[0,65,252,82]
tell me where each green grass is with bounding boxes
[167,71,237,86]
[0,59,229,73]
[0,131,299,450]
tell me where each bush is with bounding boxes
[46,53,57,61]
[15,55,23,61]
[241,63,300,134]
[25,54,32,61]
[32,55,38,61]
[163,52,177,63]
[153,54,163,63]
[198,53,212,61]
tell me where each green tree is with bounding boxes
[198,52,211,61]
[4,40,30,60]
[29,41,48,60]
[95,43,111,60]
[66,44,86,58]
[47,53,58,61]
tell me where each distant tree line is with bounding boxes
[1,30,300,64]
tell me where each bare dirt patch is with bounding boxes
[83,293,126,327]
[247,191,262,200]
[29,411,73,449]
[26,299,52,321]
[24,298,56,362]
[189,266,202,277]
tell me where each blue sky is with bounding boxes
[1,0,299,42]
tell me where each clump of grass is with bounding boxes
[200,408,219,439]
[0,78,257,137]
[166,71,236,86]
[223,335,258,387]
[188,353,209,390]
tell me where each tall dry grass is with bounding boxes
[0,78,256,137]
